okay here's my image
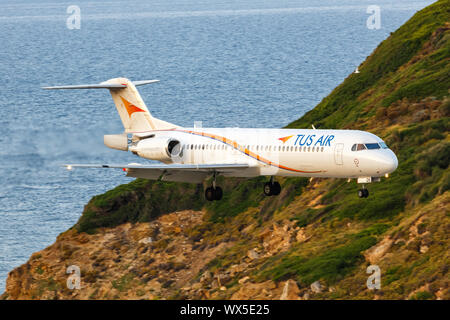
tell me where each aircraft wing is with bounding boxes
[64,163,250,183]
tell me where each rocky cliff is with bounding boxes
[2,0,449,300]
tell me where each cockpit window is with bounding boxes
[352,142,388,151]
[351,144,367,151]
[379,142,388,149]
[365,143,381,150]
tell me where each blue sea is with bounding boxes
[0,0,434,292]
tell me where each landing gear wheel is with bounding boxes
[363,189,369,198]
[264,181,281,196]
[264,182,273,196]
[205,187,215,201]
[358,189,369,198]
[214,186,223,201]
[271,182,281,196]
[205,186,223,201]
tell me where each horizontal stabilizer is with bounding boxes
[132,80,160,86]
[42,80,159,90]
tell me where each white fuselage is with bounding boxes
[129,128,398,179]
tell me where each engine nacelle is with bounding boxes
[104,133,128,151]
[131,136,182,162]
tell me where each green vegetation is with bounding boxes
[350,223,390,239]
[36,277,62,298]
[409,291,434,300]
[112,274,136,292]
[286,0,449,130]
[258,236,377,285]
[35,266,44,275]
[76,179,204,233]
[205,177,309,223]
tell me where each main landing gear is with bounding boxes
[358,186,369,198]
[264,177,281,196]
[205,186,223,201]
[205,175,282,201]
[205,172,223,201]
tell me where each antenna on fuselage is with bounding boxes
[311,124,316,130]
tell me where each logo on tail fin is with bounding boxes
[120,97,145,117]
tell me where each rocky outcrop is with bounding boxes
[2,210,233,300]
[0,208,315,300]
[364,237,394,264]
[231,279,301,300]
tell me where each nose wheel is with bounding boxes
[264,177,281,196]
[358,188,369,198]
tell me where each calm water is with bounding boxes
[0,0,433,291]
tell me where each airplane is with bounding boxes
[43,77,398,200]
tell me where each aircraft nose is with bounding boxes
[377,150,398,174]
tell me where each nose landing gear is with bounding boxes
[264,177,281,196]
[358,187,369,198]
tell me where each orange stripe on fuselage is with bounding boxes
[177,129,322,174]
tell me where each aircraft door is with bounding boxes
[334,143,344,165]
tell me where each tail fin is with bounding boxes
[43,77,177,132]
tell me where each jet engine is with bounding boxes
[130,136,182,163]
